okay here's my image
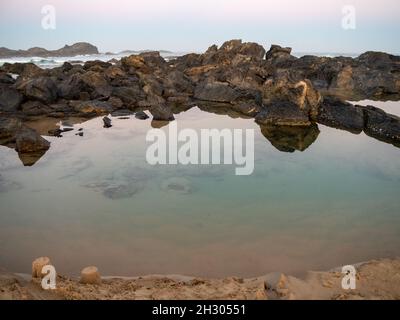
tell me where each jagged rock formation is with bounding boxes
[1,39,400,160]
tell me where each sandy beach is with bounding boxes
[1,258,399,300]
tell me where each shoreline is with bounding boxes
[2,257,399,300]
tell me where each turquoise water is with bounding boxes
[1,103,400,278]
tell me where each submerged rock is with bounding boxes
[84,181,143,199]
[260,124,320,153]
[161,177,192,194]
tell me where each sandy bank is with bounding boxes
[1,258,399,300]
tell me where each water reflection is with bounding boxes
[259,124,320,153]
[1,102,399,168]
[1,104,400,278]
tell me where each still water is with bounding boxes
[0,101,399,278]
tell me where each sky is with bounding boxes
[0,0,399,54]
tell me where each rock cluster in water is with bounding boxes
[1,39,400,164]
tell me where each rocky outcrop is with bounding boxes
[317,97,364,133]
[266,47,400,101]
[316,97,400,147]
[0,39,399,153]
[0,42,99,58]
[362,105,400,147]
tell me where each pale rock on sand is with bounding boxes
[80,266,102,285]
[31,257,51,279]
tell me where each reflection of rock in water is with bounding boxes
[161,177,192,194]
[0,117,50,166]
[151,120,171,129]
[17,150,48,166]
[260,124,320,153]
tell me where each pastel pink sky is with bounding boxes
[5,0,399,21]
[1,0,399,53]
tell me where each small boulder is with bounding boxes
[80,266,101,285]
[362,105,400,147]
[135,111,149,120]
[32,257,51,278]
[149,105,175,121]
[103,116,112,128]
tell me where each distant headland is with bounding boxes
[0,42,99,58]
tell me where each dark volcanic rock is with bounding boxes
[21,101,52,116]
[83,60,112,71]
[103,116,112,128]
[317,97,365,133]
[265,45,293,60]
[288,51,400,100]
[256,102,312,127]
[265,45,296,67]
[0,39,399,151]
[112,86,145,106]
[0,84,23,112]
[58,71,111,100]
[17,77,58,103]
[0,72,15,84]
[362,105,400,147]
[71,100,113,116]
[149,105,175,121]
[0,117,23,143]
[194,82,242,103]
[1,62,43,78]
